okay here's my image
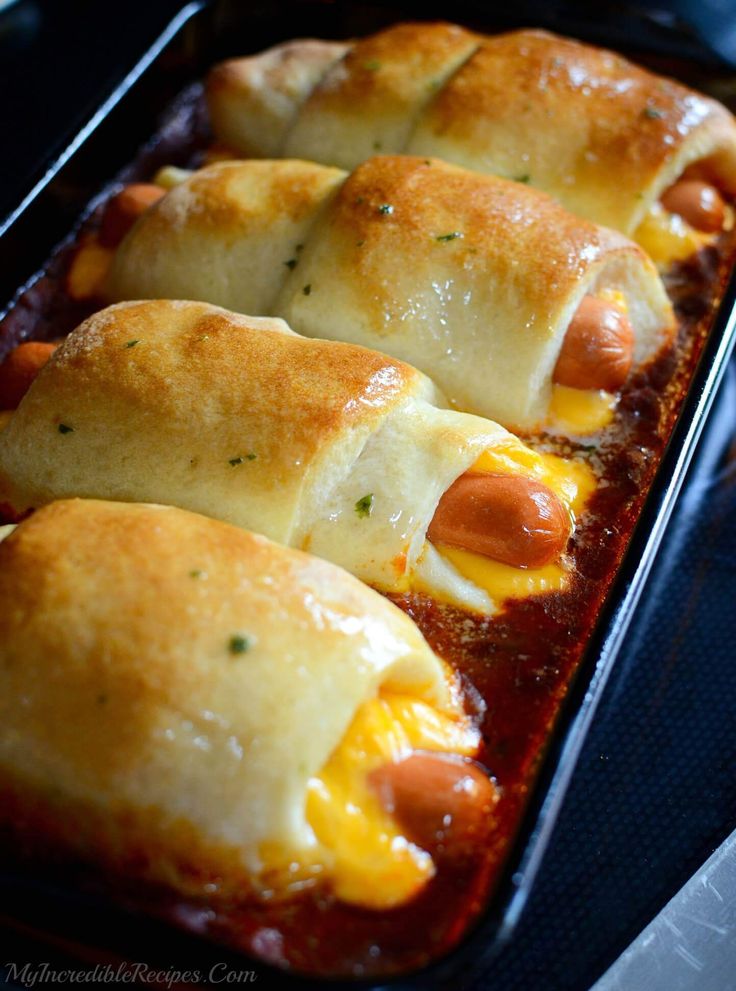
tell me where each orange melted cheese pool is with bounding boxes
[634,202,720,269]
[549,385,617,436]
[305,689,480,909]
[432,441,595,604]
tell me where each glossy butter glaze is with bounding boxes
[0,82,734,981]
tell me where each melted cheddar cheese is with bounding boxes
[470,442,595,516]
[66,241,114,301]
[306,690,479,908]
[634,202,715,268]
[429,440,595,605]
[549,385,617,435]
[154,165,194,190]
[438,546,566,599]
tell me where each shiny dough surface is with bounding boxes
[0,300,509,592]
[0,498,449,897]
[107,158,674,430]
[207,23,736,235]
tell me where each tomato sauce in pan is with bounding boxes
[0,87,735,978]
[206,241,733,979]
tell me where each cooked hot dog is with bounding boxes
[99,184,166,248]
[370,752,497,855]
[660,179,726,233]
[0,342,57,410]
[428,473,570,569]
[553,295,635,392]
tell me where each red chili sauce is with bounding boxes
[0,89,734,980]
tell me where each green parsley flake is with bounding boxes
[643,105,664,119]
[229,634,250,655]
[356,240,365,247]
[229,453,256,466]
[284,258,298,270]
[124,339,140,349]
[377,203,394,215]
[514,173,531,184]
[355,493,374,518]
[373,140,383,150]
[436,231,463,242]
[229,456,244,466]
[189,569,204,579]
[363,59,382,71]
[303,284,312,295]
[58,423,74,434]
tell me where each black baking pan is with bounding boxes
[2,1,736,988]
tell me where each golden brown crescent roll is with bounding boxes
[0,300,594,613]
[208,38,350,158]
[106,158,674,435]
[206,23,736,258]
[0,498,491,909]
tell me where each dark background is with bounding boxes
[1,2,736,989]
[0,0,188,222]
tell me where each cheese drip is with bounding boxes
[633,201,732,269]
[304,689,480,909]
[154,165,194,190]
[549,386,617,436]
[432,440,595,604]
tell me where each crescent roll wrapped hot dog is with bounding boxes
[105,157,674,436]
[0,499,496,909]
[0,300,594,613]
[206,23,736,264]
